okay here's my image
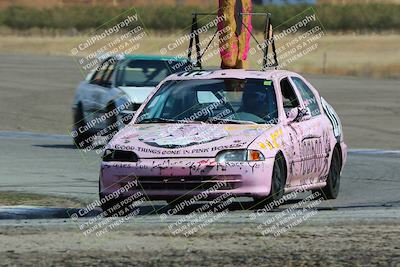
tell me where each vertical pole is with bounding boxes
[270,18,278,69]
[194,15,202,69]
[188,15,196,61]
[262,13,271,70]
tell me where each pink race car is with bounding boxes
[99,69,347,212]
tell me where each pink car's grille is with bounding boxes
[118,175,242,191]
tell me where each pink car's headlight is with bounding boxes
[215,149,265,163]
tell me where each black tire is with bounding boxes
[314,146,341,199]
[166,199,194,214]
[253,154,286,209]
[100,197,121,217]
[72,103,91,149]
[166,200,175,206]
[99,180,131,217]
[105,102,119,140]
[99,193,130,217]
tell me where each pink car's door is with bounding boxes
[290,76,331,186]
[278,77,305,188]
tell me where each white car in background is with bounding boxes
[71,54,192,148]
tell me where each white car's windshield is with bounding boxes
[116,59,192,87]
[137,78,278,124]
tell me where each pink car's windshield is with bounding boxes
[136,78,278,124]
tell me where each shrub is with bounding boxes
[0,4,399,32]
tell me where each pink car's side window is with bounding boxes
[279,78,300,117]
[292,77,321,117]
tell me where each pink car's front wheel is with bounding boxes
[252,153,286,208]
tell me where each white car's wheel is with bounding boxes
[106,102,119,140]
[73,103,91,149]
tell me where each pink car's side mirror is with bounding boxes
[299,107,312,121]
[286,108,299,123]
[287,107,311,123]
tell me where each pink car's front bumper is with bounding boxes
[100,158,275,200]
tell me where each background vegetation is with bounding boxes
[0,4,399,32]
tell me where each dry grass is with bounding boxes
[0,33,398,78]
[289,34,400,78]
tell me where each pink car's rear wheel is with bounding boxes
[314,146,341,199]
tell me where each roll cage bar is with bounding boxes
[187,12,278,71]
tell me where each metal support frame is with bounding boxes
[187,11,278,70]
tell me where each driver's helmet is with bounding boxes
[241,89,269,118]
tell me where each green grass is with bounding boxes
[0,4,399,32]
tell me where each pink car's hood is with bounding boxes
[108,123,275,158]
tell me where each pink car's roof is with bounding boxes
[165,69,299,82]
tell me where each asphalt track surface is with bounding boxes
[0,54,399,219]
[0,132,399,267]
[0,131,399,220]
[0,54,399,149]
[0,55,399,266]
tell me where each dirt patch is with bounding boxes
[0,220,399,266]
[0,191,84,207]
